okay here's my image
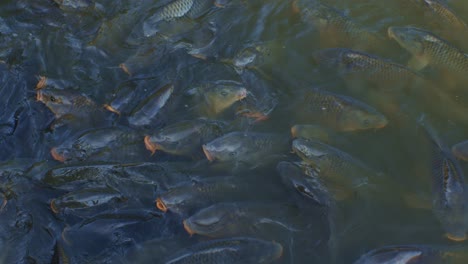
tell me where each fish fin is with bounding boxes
[403,193,432,210]
[407,55,429,71]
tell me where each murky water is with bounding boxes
[1,0,468,263]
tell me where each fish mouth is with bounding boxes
[36,90,43,102]
[237,88,248,100]
[202,145,215,162]
[119,63,131,76]
[387,27,397,40]
[183,220,195,236]
[290,125,298,138]
[446,233,467,242]
[272,241,284,260]
[144,136,159,155]
[103,104,121,115]
[50,199,60,214]
[50,147,67,163]
[155,198,167,212]
[35,76,47,90]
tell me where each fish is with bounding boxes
[163,237,283,264]
[186,81,247,116]
[354,244,468,264]
[418,116,468,241]
[452,140,468,161]
[201,132,288,166]
[144,119,224,156]
[142,0,220,37]
[277,161,332,208]
[292,0,383,51]
[312,48,427,91]
[183,202,304,238]
[291,138,378,190]
[296,89,388,132]
[156,177,266,215]
[388,26,468,73]
[50,186,126,214]
[50,127,142,163]
[128,84,174,127]
[410,0,468,34]
[36,88,97,119]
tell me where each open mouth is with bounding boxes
[144,136,159,155]
[156,197,167,212]
[183,220,195,236]
[50,147,67,163]
[202,145,214,162]
[446,233,467,242]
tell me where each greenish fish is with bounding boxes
[36,88,97,119]
[297,89,388,132]
[388,26,468,73]
[410,0,467,32]
[128,84,174,127]
[292,0,383,51]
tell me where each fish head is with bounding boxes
[388,27,427,56]
[233,47,259,68]
[338,106,388,131]
[157,188,192,213]
[205,83,248,114]
[202,133,244,162]
[292,138,329,166]
[183,204,236,237]
[50,147,87,163]
[434,196,468,242]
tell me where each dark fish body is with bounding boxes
[388,26,468,73]
[419,117,468,241]
[297,89,388,131]
[410,0,467,32]
[157,177,254,214]
[50,186,125,214]
[36,88,97,119]
[291,124,330,142]
[145,119,224,156]
[164,237,283,264]
[128,84,174,127]
[183,202,303,238]
[354,244,468,264]
[51,127,142,163]
[202,132,288,165]
[293,0,383,51]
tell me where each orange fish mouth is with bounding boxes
[290,125,298,138]
[202,145,214,162]
[183,220,195,236]
[103,104,121,115]
[119,63,131,76]
[237,88,248,100]
[36,90,43,102]
[50,199,60,214]
[36,76,47,90]
[50,148,67,163]
[446,233,467,242]
[156,198,167,212]
[144,136,159,155]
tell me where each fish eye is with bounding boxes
[50,96,56,102]
[220,91,228,96]
[363,119,370,126]
[229,151,237,156]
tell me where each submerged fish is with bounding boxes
[452,140,468,162]
[128,84,174,127]
[202,132,288,165]
[292,0,383,51]
[187,81,247,116]
[291,124,330,142]
[388,26,468,73]
[163,237,283,264]
[410,0,467,32]
[419,116,468,241]
[50,186,126,214]
[354,244,468,264]
[183,202,303,237]
[51,127,141,163]
[292,138,377,189]
[156,177,257,214]
[296,89,388,132]
[313,48,426,90]
[144,119,224,156]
